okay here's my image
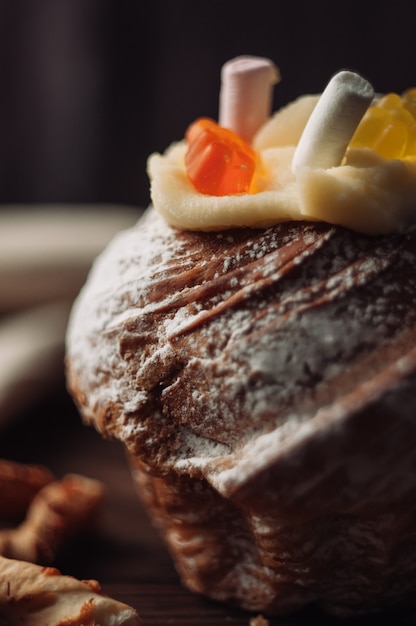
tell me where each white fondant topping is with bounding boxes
[148,94,416,236]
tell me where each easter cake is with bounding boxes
[66,57,416,617]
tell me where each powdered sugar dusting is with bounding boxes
[66,207,416,616]
[67,208,416,468]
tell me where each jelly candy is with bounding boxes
[185,118,257,196]
[372,120,408,159]
[349,107,386,148]
[402,88,416,119]
[349,90,416,159]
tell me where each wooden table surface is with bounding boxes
[0,380,415,626]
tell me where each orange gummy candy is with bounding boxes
[185,118,257,196]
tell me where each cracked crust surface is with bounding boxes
[66,207,416,616]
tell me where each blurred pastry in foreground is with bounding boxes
[0,459,54,521]
[0,472,105,564]
[0,555,141,626]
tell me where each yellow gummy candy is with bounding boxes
[402,88,416,119]
[349,107,387,148]
[378,93,403,110]
[373,119,408,159]
[390,105,414,127]
[348,89,416,159]
[404,122,416,156]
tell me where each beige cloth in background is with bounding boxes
[0,205,138,427]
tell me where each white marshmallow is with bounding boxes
[219,55,280,143]
[292,70,374,175]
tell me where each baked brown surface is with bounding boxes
[66,207,416,616]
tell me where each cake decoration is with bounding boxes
[184,56,278,197]
[349,90,416,159]
[291,70,374,174]
[184,117,259,196]
[148,56,416,235]
[218,55,279,142]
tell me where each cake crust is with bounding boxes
[66,207,416,616]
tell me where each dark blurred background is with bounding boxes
[0,0,414,210]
